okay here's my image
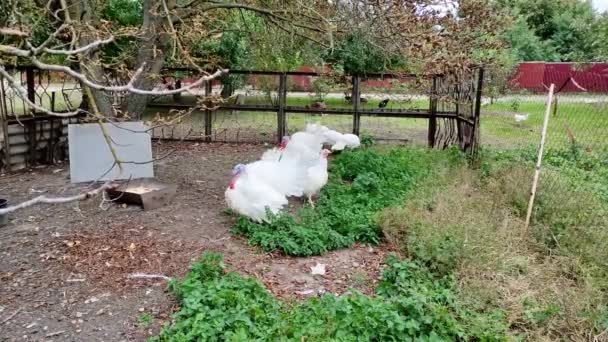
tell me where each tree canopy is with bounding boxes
[1,0,604,120]
[497,0,607,62]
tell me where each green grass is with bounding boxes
[138,313,154,328]
[480,101,608,150]
[380,144,608,340]
[232,145,464,256]
[152,253,508,341]
[5,89,82,116]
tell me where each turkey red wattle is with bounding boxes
[229,174,241,189]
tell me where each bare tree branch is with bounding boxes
[0,181,114,215]
[29,58,227,96]
[0,65,83,117]
[0,28,29,37]
[42,36,115,55]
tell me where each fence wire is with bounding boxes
[147,72,437,144]
[481,67,608,226]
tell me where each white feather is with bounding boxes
[331,140,346,151]
[302,151,329,200]
[343,134,361,148]
[261,148,282,162]
[246,160,305,197]
[283,132,324,164]
[225,166,287,223]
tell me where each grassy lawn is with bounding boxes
[480,101,608,151]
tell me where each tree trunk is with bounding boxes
[66,0,116,117]
[122,0,173,120]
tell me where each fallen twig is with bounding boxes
[0,182,114,215]
[127,273,172,281]
[1,308,22,325]
[45,330,66,338]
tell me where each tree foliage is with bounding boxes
[324,32,407,75]
[497,0,605,62]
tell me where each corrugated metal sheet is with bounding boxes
[1,118,73,172]
[510,62,608,93]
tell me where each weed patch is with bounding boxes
[152,253,508,341]
[379,146,608,340]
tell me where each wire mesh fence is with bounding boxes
[2,66,484,170]
[481,66,608,225]
[146,70,442,145]
[481,66,608,152]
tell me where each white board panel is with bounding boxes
[68,122,154,183]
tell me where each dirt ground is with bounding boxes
[0,142,389,341]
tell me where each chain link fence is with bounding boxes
[480,66,608,228]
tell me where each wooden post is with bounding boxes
[469,67,484,154]
[204,80,212,142]
[51,92,56,112]
[0,75,10,171]
[26,67,36,104]
[277,73,287,143]
[25,66,37,166]
[524,83,555,231]
[352,75,360,135]
[552,95,559,117]
[428,76,437,148]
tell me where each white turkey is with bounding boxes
[225,164,287,223]
[281,132,324,164]
[305,123,361,151]
[302,149,331,208]
[261,136,289,162]
[342,134,361,149]
[245,159,305,197]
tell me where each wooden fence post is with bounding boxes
[51,92,56,112]
[204,80,212,142]
[277,73,287,143]
[469,67,484,154]
[25,66,37,166]
[26,66,36,104]
[352,75,361,135]
[0,74,10,171]
[524,83,555,232]
[428,76,438,148]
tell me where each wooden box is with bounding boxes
[105,178,177,211]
